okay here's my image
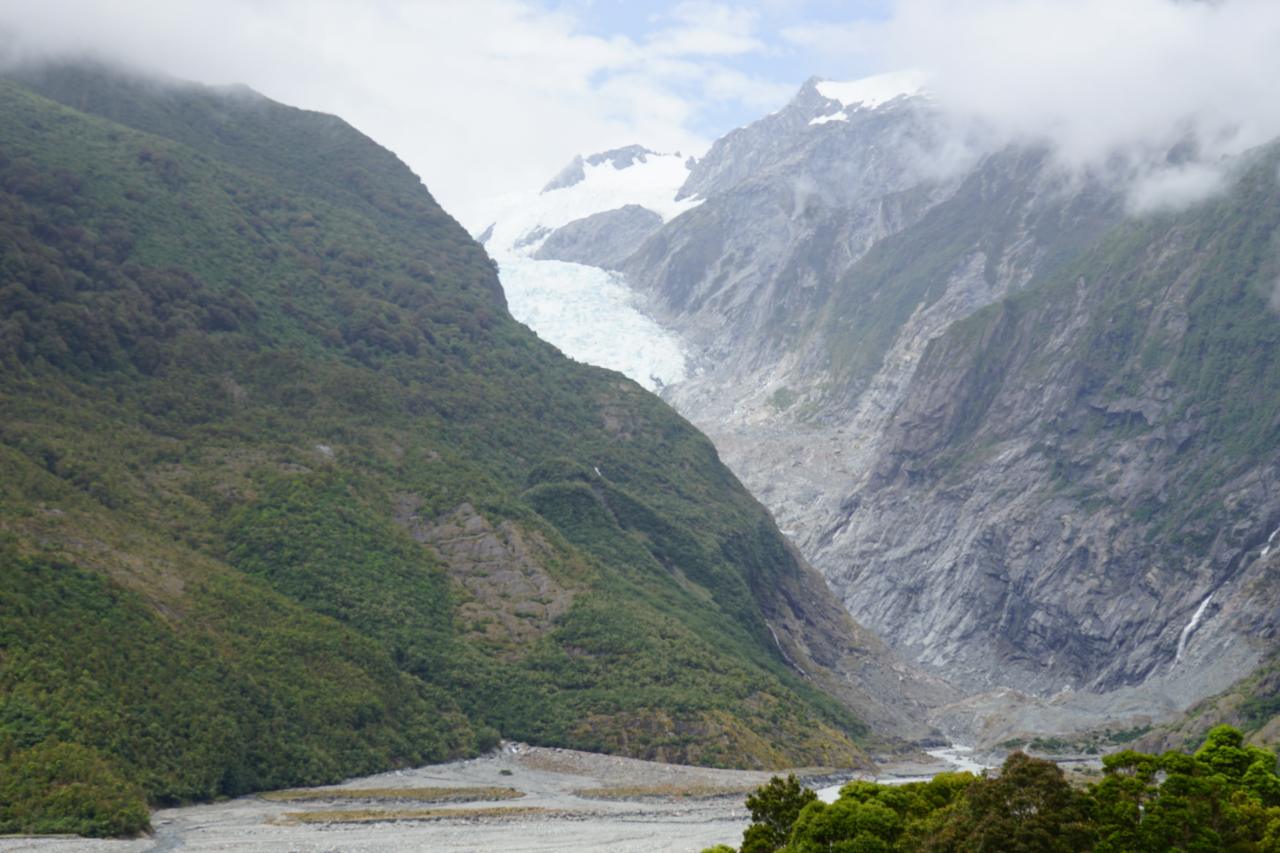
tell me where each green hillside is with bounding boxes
[0,66,871,835]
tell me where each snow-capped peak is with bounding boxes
[541,145,662,193]
[481,146,701,259]
[809,70,927,125]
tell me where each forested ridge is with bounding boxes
[0,65,872,835]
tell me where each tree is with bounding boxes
[928,752,1095,852]
[787,796,901,853]
[742,774,818,853]
[1195,724,1254,779]
[1091,727,1280,852]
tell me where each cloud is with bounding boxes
[700,67,797,111]
[0,0,792,230]
[871,0,1280,209]
[649,2,766,57]
[780,19,887,62]
[6,0,1268,225]
[1127,163,1228,214]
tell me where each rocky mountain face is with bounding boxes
[510,76,1280,746]
[623,79,964,371]
[841,150,1280,742]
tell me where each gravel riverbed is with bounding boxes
[0,744,872,852]
[0,743,994,852]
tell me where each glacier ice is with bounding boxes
[480,146,698,392]
[497,255,689,390]
[482,150,701,256]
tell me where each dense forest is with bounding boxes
[0,65,875,834]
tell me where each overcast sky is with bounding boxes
[3,1,1279,227]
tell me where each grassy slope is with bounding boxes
[0,68,870,828]
[1138,650,1280,754]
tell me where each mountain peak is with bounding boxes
[815,70,927,111]
[804,70,929,127]
[541,145,667,193]
[585,144,658,169]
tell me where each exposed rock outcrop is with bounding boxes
[534,205,663,269]
[398,500,576,650]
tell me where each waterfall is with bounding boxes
[1262,526,1280,557]
[1174,594,1213,663]
[767,624,808,677]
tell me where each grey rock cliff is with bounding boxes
[829,157,1280,717]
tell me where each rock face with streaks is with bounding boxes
[830,160,1280,716]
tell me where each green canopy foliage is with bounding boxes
[743,774,818,853]
[0,740,149,837]
[715,726,1280,853]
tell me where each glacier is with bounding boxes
[479,147,699,391]
[482,149,701,254]
[480,74,933,390]
[497,255,689,390]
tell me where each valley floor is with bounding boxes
[0,745,989,852]
[0,746,803,853]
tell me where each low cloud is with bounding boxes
[4,1,1276,222]
[0,0,792,229]
[1127,163,1228,214]
[877,0,1280,209]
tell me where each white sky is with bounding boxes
[2,0,1279,227]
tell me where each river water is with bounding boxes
[815,745,993,803]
